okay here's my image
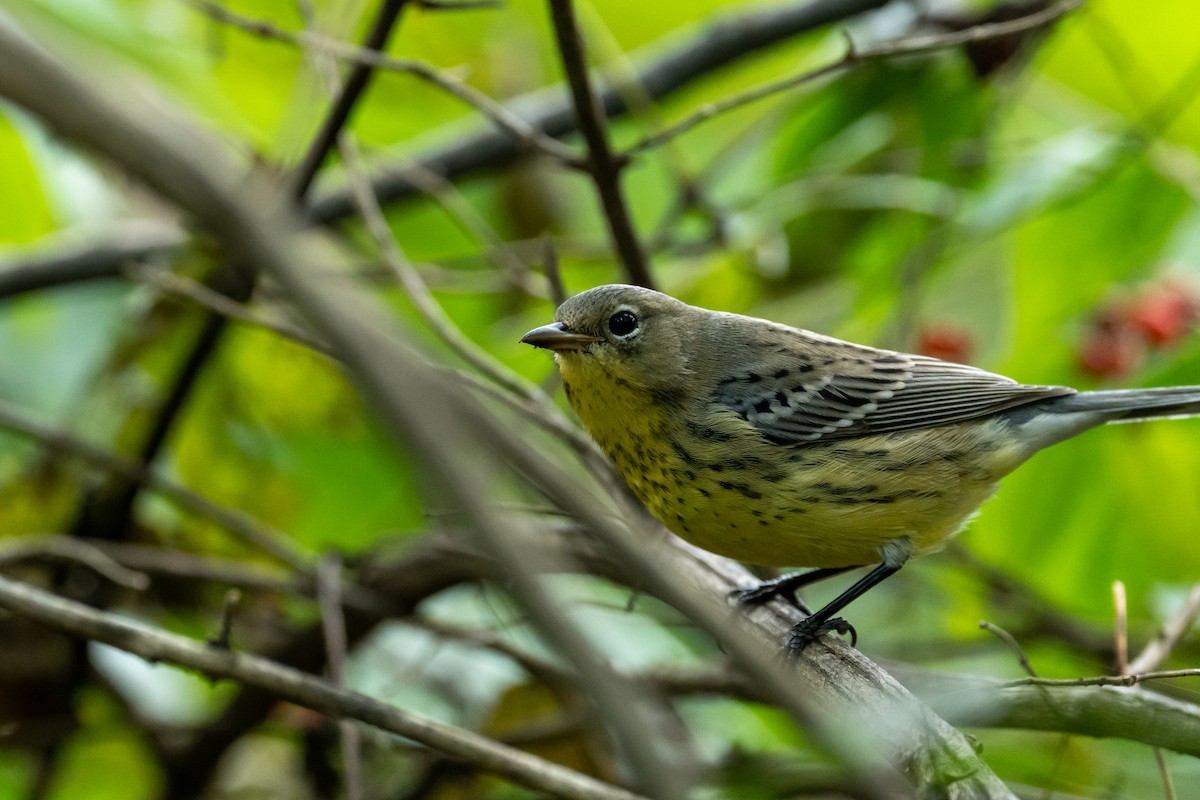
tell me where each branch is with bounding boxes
[0,401,311,569]
[546,0,653,288]
[0,0,888,297]
[307,0,892,220]
[0,221,184,299]
[157,531,489,798]
[0,535,149,591]
[897,667,1200,759]
[998,670,1200,689]
[289,0,413,199]
[0,573,646,800]
[317,555,364,800]
[182,0,576,165]
[125,263,333,354]
[629,0,1083,153]
[1127,583,1200,675]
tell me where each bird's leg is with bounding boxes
[731,566,859,613]
[786,539,911,651]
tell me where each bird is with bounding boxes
[521,284,1200,650]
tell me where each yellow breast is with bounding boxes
[560,356,1028,568]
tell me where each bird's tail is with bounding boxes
[1049,387,1200,423]
[1011,386,1200,451]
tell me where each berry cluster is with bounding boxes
[1080,280,1199,379]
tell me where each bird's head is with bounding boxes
[521,284,697,390]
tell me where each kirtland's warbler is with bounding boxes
[521,284,1200,649]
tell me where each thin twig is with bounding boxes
[318,555,364,800]
[181,0,577,164]
[1127,583,1200,675]
[452,366,616,478]
[125,263,334,355]
[542,237,567,307]
[0,221,185,300]
[1155,748,1178,800]
[546,0,654,288]
[0,401,312,569]
[207,588,242,649]
[569,4,700,212]
[332,128,626,503]
[416,618,576,692]
[378,158,531,289]
[998,669,1200,689]
[629,0,1083,154]
[337,136,540,402]
[980,620,1038,677]
[290,0,413,199]
[135,258,611,480]
[0,535,150,590]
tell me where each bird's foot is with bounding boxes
[785,616,857,652]
[729,574,812,614]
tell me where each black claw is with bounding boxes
[730,579,811,613]
[784,616,858,652]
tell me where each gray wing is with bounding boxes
[713,328,1074,444]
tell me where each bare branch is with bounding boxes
[546,0,653,288]
[0,573,647,800]
[309,0,891,220]
[290,0,414,199]
[895,664,1200,759]
[1127,584,1200,675]
[628,0,1083,154]
[999,669,1200,689]
[181,0,577,165]
[0,0,891,298]
[0,401,311,569]
[979,620,1038,677]
[318,556,364,800]
[0,221,184,300]
[0,535,149,591]
[125,263,334,354]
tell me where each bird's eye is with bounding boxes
[607,310,639,338]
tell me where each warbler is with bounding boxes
[521,284,1200,649]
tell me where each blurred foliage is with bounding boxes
[2,0,1200,798]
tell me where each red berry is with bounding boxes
[918,325,973,364]
[1079,325,1145,379]
[1123,283,1198,347]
